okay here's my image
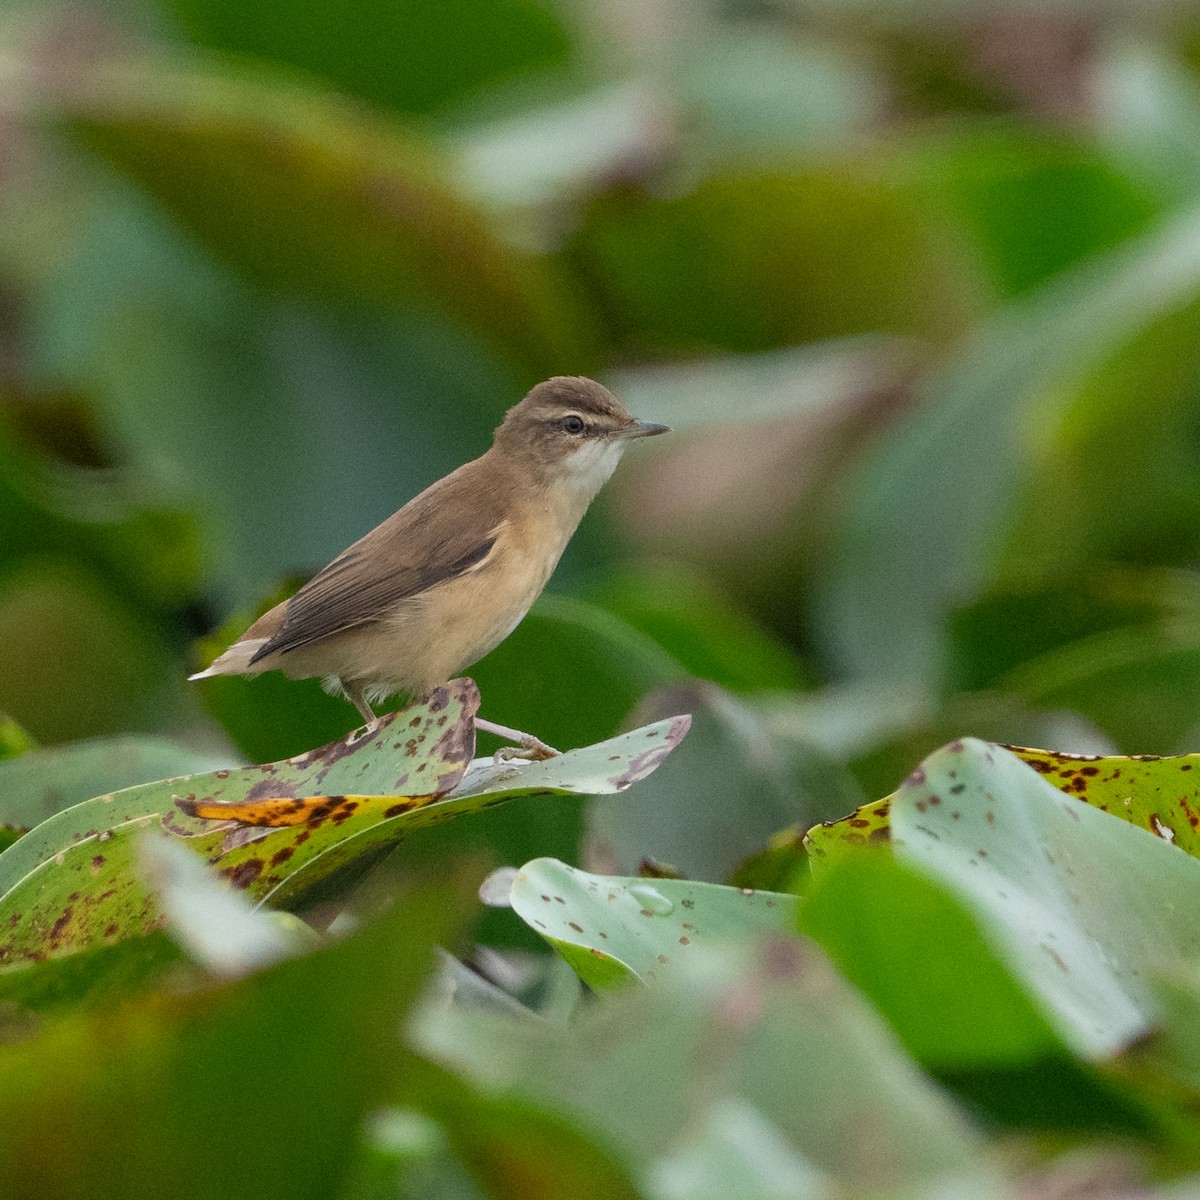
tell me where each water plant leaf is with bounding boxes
[887,739,1200,1058]
[57,61,591,375]
[805,743,1200,865]
[0,734,228,831]
[507,858,797,990]
[0,681,689,963]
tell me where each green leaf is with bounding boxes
[589,562,807,692]
[163,0,575,118]
[887,739,1200,1059]
[508,858,798,990]
[415,935,981,1188]
[0,396,202,617]
[139,834,317,978]
[807,741,1200,865]
[803,793,893,867]
[1003,744,1200,856]
[0,681,689,962]
[0,681,479,961]
[0,863,476,1200]
[646,1098,831,1200]
[57,61,592,376]
[818,203,1200,692]
[0,734,228,831]
[398,1059,645,1200]
[571,161,980,355]
[588,682,837,885]
[0,560,192,742]
[0,933,186,1018]
[800,853,1064,1068]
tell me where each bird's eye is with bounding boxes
[561,414,585,435]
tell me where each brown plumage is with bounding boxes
[191,376,668,744]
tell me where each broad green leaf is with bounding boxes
[647,1098,831,1200]
[396,1059,645,1200]
[0,734,228,831]
[997,606,1200,752]
[804,794,893,867]
[1097,38,1200,206]
[589,561,807,692]
[0,863,475,1200]
[0,393,202,618]
[818,203,1200,693]
[507,858,797,989]
[800,853,1065,1068]
[1004,745,1200,857]
[415,936,981,1188]
[0,681,689,962]
[56,61,592,375]
[0,680,480,962]
[571,162,980,356]
[138,835,316,978]
[163,0,574,118]
[463,594,689,882]
[898,126,1160,299]
[806,741,1200,864]
[171,712,689,919]
[0,933,186,1018]
[888,740,1200,1059]
[0,560,192,743]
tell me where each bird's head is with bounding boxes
[494,376,669,496]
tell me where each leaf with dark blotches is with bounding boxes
[802,794,893,867]
[804,742,1200,867]
[883,739,1200,1059]
[0,685,690,963]
[171,714,691,915]
[0,679,480,963]
[1003,745,1200,859]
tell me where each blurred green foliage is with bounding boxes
[10,0,1200,1193]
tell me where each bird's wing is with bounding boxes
[249,467,502,663]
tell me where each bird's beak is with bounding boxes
[619,419,671,440]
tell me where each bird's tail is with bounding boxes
[188,638,270,681]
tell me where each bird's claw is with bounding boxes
[493,736,559,764]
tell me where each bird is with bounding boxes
[189,376,669,758]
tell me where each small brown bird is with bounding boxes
[190,376,668,757]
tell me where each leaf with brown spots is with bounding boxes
[0,680,480,963]
[0,687,690,963]
[505,857,796,990]
[806,743,1200,869]
[881,739,1200,1059]
[803,795,894,868]
[173,714,691,914]
[1004,745,1200,860]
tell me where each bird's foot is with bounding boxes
[493,735,559,763]
[475,716,559,762]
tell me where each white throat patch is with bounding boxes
[561,438,627,501]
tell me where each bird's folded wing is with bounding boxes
[250,485,502,663]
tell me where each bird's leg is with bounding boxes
[342,679,378,729]
[474,716,559,762]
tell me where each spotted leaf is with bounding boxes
[0,680,479,962]
[506,857,797,990]
[804,743,1200,868]
[0,687,690,963]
